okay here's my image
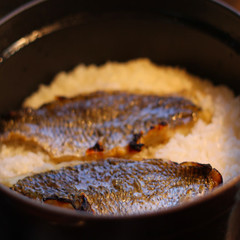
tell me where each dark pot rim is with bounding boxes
[0,0,240,223]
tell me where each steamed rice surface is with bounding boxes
[1,59,240,184]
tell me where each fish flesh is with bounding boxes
[0,91,200,162]
[11,158,222,215]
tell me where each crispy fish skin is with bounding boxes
[0,91,200,162]
[11,158,222,215]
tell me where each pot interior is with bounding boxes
[1,1,240,113]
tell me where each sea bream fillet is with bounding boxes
[0,91,200,162]
[11,158,222,215]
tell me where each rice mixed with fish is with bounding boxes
[0,58,240,214]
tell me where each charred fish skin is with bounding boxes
[11,158,222,216]
[0,91,200,162]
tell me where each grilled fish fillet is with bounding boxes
[0,91,200,162]
[11,158,222,215]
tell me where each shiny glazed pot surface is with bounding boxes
[0,1,240,240]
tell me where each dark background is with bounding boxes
[0,0,240,19]
[0,0,238,18]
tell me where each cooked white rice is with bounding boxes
[1,58,240,185]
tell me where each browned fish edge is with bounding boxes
[180,161,223,188]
